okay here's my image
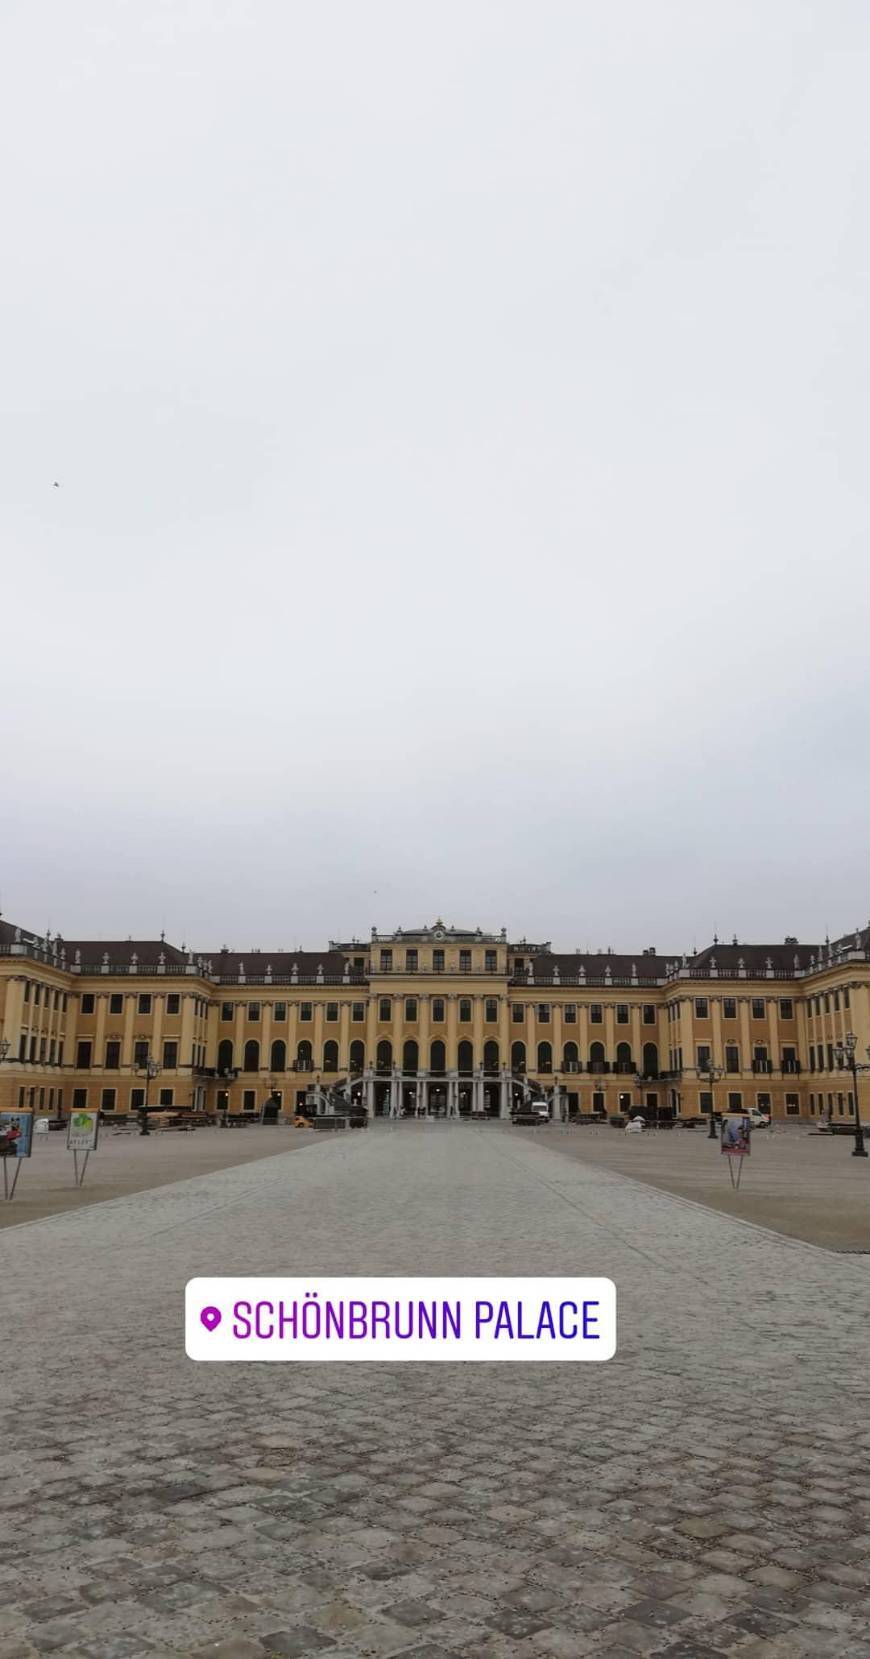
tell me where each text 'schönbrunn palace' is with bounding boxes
[2,916,869,1125]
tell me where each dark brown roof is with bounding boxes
[205,949,351,977]
[522,953,670,983]
[690,943,818,972]
[60,939,190,967]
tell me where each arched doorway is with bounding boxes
[270,1039,286,1072]
[243,1039,260,1072]
[537,1041,552,1074]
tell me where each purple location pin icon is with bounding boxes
[200,1306,222,1332]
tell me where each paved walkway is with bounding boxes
[1,1124,869,1659]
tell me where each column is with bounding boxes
[94,994,108,1072]
[711,996,723,1069]
[604,1003,616,1074]
[287,1000,299,1076]
[179,993,194,1075]
[526,1003,537,1075]
[578,1004,589,1079]
[446,996,458,1072]
[262,1001,273,1075]
[419,1073,428,1116]
[553,1004,563,1074]
[447,1070,458,1117]
[419,994,430,1072]
[499,1071,509,1118]
[339,1001,350,1071]
[630,1004,641,1075]
[738,997,752,1096]
[313,1002,325,1074]
[472,995,484,1071]
[152,994,165,1068]
[365,1067,375,1118]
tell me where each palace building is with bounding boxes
[1,916,869,1124]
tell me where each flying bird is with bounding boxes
[53,481,60,488]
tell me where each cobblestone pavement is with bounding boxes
[1,1122,869,1659]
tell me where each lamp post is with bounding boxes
[833,1034,867,1158]
[134,1054,160,1136]
[0,1038,9,1109]
[699,1055,725,1139]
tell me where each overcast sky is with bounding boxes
[2,2,868,955]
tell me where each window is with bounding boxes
[323,1040,339,1072]
[133,1040,149,1069]
[564,1004,576,1023]
[54,990,61,1010]
[105,1041,121,1070]
[459,999,472,1023]
[167,994,181,1015]
[23,982,30,1003]
[785,1094,800,1115]
[460,950,471,972]
[221,1003,233,1021]
[643,1005,656,1025]
[433,949,444,972]
[378,998,391,1022]
[73,1089,87,1110]
[694,998,709,1020]
[162,1040,178,1069]
[100,1088,116,1112]
[756,1093,771,1112]
[512,1004,524,1023]
[779,999,794,1020]
[728,1092,743,1109]
[300,1002,313,1022]
[326,1002,339,1022]
[39,1038,47,1062]
[697,1046,711,1071]
[138,994,152,1015]
[432,999,445,1023]
[243,1039,260,1071]
[109,993,123,1015]
[243,1090,256,1112]
[834,991,840,1012]
[159,1089,174,1107]
[514,957,525,974]
[247,1002,260,1021]
[699,1091,713,1113]
[49,1039,56,1064]
[844,988,850,1009]
[405,950,418,972]
[616,1004,629,1024]
[81,994,95,1015]
[485,950,497,973]
[485,999,498,1022]
[590,1005,603,1024]
[405,999,418,1022]
[537,1004,550,1023]
[824,994,830,1013]
[131,1088,145,1110]
[353,956,365,969]
[270,1039,286,1071]
[380,950,392,971]
[351,1002,365,1022]
[34,985,41,1007]
[76,1040,92,1069]
[751,999,765,1020]
[274,1002,287,1021]
[725,1044,740,1071]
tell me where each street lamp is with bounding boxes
[0,1038,9,1108]
[833,1033,867,1158]
[699,1055,725,1139]
[133,1053,160,1136]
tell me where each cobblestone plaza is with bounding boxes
[1,1126,869,1657]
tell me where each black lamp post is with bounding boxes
[134,1054,160,1135]
[700,1056,725,1139]
[833,1033,867,1158]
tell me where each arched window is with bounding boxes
[458,1040,474,1074]
[217,1039,234,1075]
[642,1042,659,1078]
[349,1039,365,1074]
[430,1039,446,1075]
[483,1040,499,1074]
[243,1039,260,1072]
[376,1039,392,1074]
[616,1042,633,1073]
[296,1039,312,1072]
[563,1041,579,1071]
[511,1040,526,1073]
[459,998,472,1023]
[590,1041,606,1073]
[323,1040,338,1072]
[537,1041,552,1073]
[403,1039,419,1074]
[270,1039,286,1072]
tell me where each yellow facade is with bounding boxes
[1,919,869,1124]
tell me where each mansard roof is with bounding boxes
[207,949,351,978]
[690,942,818,973]
[524,952,671,983]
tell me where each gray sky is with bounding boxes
[2,2,869,954]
